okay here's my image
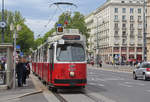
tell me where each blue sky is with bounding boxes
[1,0,106,38]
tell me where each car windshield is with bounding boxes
[142,63,150,68]
[56,43,85,62]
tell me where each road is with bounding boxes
[87,65,150,102]
[2,65,149,102]
[50,65,150,102]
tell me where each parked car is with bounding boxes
[133,62,150,80]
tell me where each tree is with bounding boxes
[0,10,34,55]
[17,24,34,54]
[55,12,89,43]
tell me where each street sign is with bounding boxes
[0,21,6,28]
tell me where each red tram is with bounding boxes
[32,29,87,91]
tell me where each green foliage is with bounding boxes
[55,12,89,39]
[0,10,34,55]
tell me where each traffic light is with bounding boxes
[57,26,63,32]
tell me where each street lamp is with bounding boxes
[143,0,147,61]
[10,23,21,89]
[0,0,6,43]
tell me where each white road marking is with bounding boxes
[124,82,145,86]
[119,83,133,87]
[98,84,105,87]
[88,83,96,85]
[146,90,150,92]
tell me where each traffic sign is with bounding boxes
[0,21,6,28]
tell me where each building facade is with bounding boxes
[147,0,150,61]
[85,0,144,63]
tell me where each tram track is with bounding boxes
[52,92,68,102]
[80,91,104,102]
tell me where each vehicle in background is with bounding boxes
[133,62,150,80]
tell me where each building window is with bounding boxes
[114,15,118,20]
[122,8,126,13]
[130,8,134,13]
[122,23,126,28]
[130,24,134,28]
[130,16,134,21]
[130,31,134,36]
[122,31,126,36]
[138,16,141,21]
[121,1,125,3]
[138,30,142,36]
[115,31,118,35]
[122,39,126,44]
[115,8,118,13]
[122,15,126,20]
[115,23,118,28]
[138,8,141,14]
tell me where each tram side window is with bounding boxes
[43,45,48,62]
[49,46,54,63]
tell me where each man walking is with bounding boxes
[16,57,24,87]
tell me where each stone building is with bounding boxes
[85,0,144,63]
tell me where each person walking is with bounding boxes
[22,58,27,86]
[26,61,30,78]
[99,60,102,67]
[16,57,24,87]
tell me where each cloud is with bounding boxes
[25,18,55,38]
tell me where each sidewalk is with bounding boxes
[0,74,59,102]
[88,63,135,73]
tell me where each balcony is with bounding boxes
[137,19,142,23]
[122,34,127,37]
[114,27,119,30]
[114,19,119,22]
[130,27,135,30]
[138,35,142,38]
[114,42,119,45]
[130,42,134,45]
[122,19,127,22]
[114,34,119,37]
[130,19,135,22]
[130,35,135,38]
[122,43,127,46]
[138,26,142,30]
[122,27,127,30]
[137,41,143,45]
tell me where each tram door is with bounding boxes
[49,44,54,83]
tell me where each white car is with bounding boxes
[133,62,150,80]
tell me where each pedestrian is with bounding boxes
[99,60,102,67]
[16,57,24,87]
[26,61,30,78]
[22,58,27,86]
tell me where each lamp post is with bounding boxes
[143,0,147,61]
[94,16,99,67]
[0,0,6,43]
[10,24,21,89]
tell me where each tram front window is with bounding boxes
[56,44,85,62]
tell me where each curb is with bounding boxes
[0,90,43,101]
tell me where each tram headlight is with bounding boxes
[70,71,75,77]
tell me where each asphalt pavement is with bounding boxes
[87,65,150,102]
[0,64,149,102]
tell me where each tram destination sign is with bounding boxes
[62,35,80,40]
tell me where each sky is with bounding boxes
[0,0,106,38]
